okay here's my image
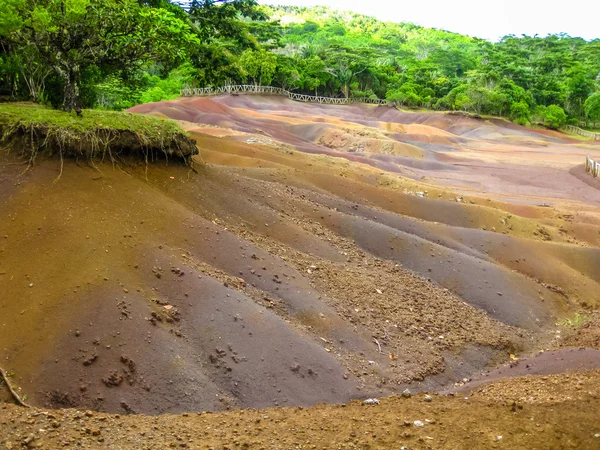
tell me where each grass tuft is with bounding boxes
[0,103,198,170]
[557,313,591,328]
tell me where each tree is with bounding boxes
[10,46,53,102]
[189,0,265,42]
[534,104,567,129]
[239,48,277,85]
[565,64,595,117]
[323,46,371,98]
[273,55,300,90]
[298,56,329,96]
[510,101,530,126]
[0,0,199,111]
[386,83,422,106]
[584,93,600,123]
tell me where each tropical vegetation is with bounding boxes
[1,1,599,129]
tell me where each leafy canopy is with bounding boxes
[0,0,199,110]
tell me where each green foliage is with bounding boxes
[510,101,531,126]
[0,0,199,110]
[1,1,598,129]
[533,104,568,129]
[0,103,184,136]
[386,84,422,107]
[557,313,591,328]
[0,103,196,163]
[239,48,277,85]
[273,55,300,90]
[584,93,600,122]
[264,6,599,122]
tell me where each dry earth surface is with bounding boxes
[2,95,600,449]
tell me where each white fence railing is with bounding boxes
[179,84,389,106]
[566,125,600,141]
[586,155,600,177]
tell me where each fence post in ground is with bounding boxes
[586,155,590,173]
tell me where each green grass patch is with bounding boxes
[563,131,594,141]
[557,312,591,328]
[0,103,197,166]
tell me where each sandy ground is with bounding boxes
[1,95,600,448]
[1,370,600,449]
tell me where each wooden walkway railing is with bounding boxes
[179,85,389,106]
[586,155,600,177]
[566,125,600,141]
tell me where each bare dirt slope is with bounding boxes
[2,95,600,447]
[1,370,600,449]
[131,95,600,209]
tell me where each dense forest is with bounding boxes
[1,0,600,128]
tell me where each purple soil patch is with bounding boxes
[134,96,600,206]
[29,274,373,415]
[570,163,600,191]
[445,348,600,393]
[269,193,562,330]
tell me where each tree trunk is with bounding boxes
[62,68,80,113]
[63,78,76,112]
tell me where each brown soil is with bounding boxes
[0,122,198,163]
[560,311,600,349]
[1,370,599,449]
[2,95,600,447]
[448,348,600,393]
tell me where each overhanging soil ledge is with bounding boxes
[0,104,198,164]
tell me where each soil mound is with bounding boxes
[2,95,600,439]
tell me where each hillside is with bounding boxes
[261,5,600,125]
[2,2,600,127]
[1,1,600,447]
[2,93,600,413]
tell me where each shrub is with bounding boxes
[510,101,530,125]
[532,104,567,129]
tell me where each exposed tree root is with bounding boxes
[0,107,199,181]
[0,367,30,408]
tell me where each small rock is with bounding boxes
[363,398,380,405]
[414,420,425,427]
[424,394,432,402]
[402,389,411,398]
